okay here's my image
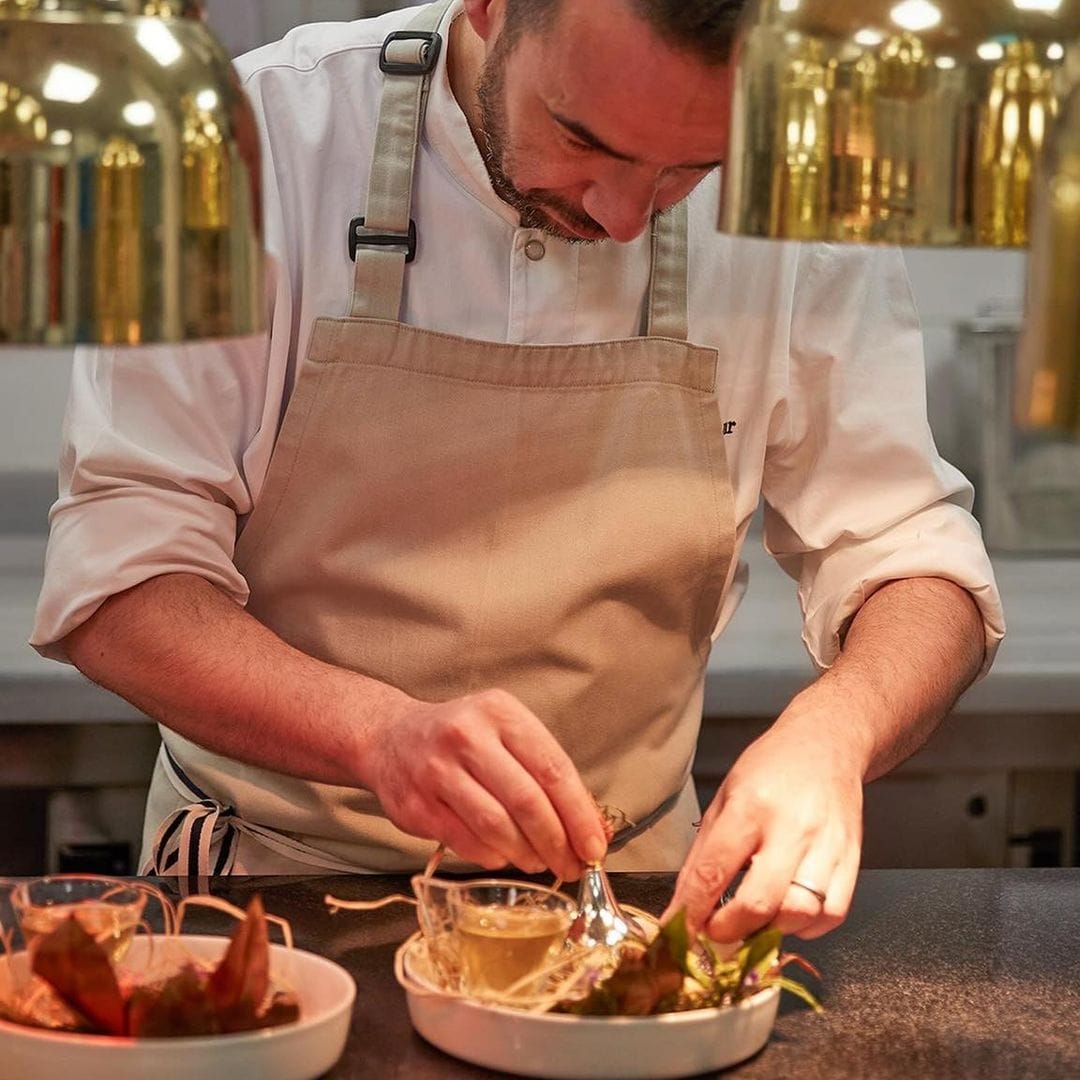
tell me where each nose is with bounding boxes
[582,168,660,243]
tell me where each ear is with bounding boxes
[460,0,507,43]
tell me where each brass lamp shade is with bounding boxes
[1015,75,1080,435]
[0,0,263,344]
[721,0,1079,246]
[720,0,1080,436]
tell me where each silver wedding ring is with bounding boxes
[790,878,827,904]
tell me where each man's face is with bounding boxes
[474,0,733,244]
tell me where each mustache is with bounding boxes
[525,191,605,235]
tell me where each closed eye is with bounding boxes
[562,131,594,153]
[550,108,721,171]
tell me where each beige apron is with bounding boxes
[141,0,735,877]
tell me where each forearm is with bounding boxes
[670,577,985,940]
[62,573,410,788]
[63,572,608,878]
[779,576,985,782]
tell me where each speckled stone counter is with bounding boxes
[161,868,1080,1080]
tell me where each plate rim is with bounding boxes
[0,933,356,1050]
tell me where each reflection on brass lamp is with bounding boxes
[721,0,1080,436]
[0,0,263,345]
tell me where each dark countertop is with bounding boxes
[158,868,1080,1080]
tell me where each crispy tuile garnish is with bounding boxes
[326,844,443,916]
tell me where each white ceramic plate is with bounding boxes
[398,932,779,1080]
[0,935,355,1080]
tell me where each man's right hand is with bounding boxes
[62,576,607,880]
[356,688,608,881]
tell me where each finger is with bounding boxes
[705,835,810,943]
[771,853,838,936]
[468,746,584,881]
[659,796,728,923]
[431,797,510,871]
[796,843,861,940]
[435,768,548,875]
[498,706,608,866]
[664,799,760,933]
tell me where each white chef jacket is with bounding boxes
[32,1,1005,673]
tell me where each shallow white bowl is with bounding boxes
[399,932,779,1080]
[0,935,355,1080]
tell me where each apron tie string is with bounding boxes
[145,743,383,876]
[142,745,239,876]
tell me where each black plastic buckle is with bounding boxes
[349,217,417,263]
[379,30,443,76]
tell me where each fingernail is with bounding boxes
[584,835,607,864]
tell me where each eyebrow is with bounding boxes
[550,109,723,172]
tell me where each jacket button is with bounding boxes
[524,239,546,261]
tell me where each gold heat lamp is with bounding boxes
[721,1,1080,437]
[0,1,262,345]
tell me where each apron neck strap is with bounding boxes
[349,0,452,320]
[350,0,690,340]
[645,201,690,340]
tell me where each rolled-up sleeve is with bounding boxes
[761,243,1005,676]
[32,50,299,664]
[31,331,269,661]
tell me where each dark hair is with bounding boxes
[502,0,746,64]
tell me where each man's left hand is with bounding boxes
[663,690,866,942]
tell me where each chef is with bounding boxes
[33,0,1004,944]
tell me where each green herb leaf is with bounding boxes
[556,911,822,1017]
[656,909,690,973]
[766,974,824,1013]
[738,927,782,986]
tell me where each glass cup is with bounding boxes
[10,875,147,964]
[410,874,466,991]
[411,876,577,1000]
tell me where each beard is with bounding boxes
[474,36,610,244]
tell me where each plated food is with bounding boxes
[0,878,354,1080]
[326,852,821,1080]
[2,893,297,1038]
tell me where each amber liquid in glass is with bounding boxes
[20,902,141,963]
[456,904,568,995]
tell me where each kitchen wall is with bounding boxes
[0,0,1030,511]
[205,0,416,56]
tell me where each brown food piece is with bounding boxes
[127,966,221,1037]
[30,915,125,1035]
[208,896,270,1014]
[23,893,298,1038]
